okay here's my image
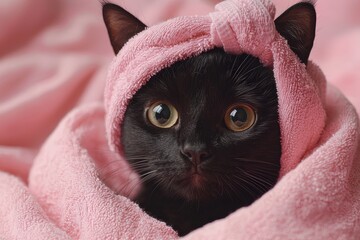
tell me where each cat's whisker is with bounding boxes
[99,165,153,196]
[205,164,278,196]
[245,169,279,184]
[96,158,148,177]
[230,173,263,199]
[232,56,258,82]
[231,54,251,82]
[124,169,159,197]
[235,65,264,83]
[121,180,142,198]
[219,175,239,201]
[214,175,225,196]
[232,165,279,175]
[148,178,163,200]
[230,55,240,78]
[108,172,140,196]
[245,167,281,176]
[96,160,124,172]
[139,170,158,179]
[98,167,136,184]
[206,165,276,195]
[239,170,274,193]
[234,158,280,167]
[125,156,152,161]
[164,173,177,192]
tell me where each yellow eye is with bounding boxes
[147,101,179,128]
[224,104,256,132]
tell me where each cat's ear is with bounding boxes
[102,3,147,54]
[274,2,316,64]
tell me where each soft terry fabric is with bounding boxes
[105,0,326,177]
[0,0,360,239]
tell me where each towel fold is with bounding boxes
[28,104,177,239]
[0,0,359,239]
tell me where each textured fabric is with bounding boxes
[104,0,360,239]
[29,104,177,239]
[105,0,326,177]
[0,0,360,239]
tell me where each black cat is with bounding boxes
[103,1,316,236]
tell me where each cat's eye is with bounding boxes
[224,104,256,132]
[147,101,179,128]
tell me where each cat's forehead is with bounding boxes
[138,49,274,105]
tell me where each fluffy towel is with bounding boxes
[0,0,359,239]
[105,0,326,177]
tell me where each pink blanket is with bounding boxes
[1,0,360,239]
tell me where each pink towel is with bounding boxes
[29,104,177,239]
[104,0,326,177]
[0,0,359,239]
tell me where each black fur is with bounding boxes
[102,1,317,236]
[121,48,281,235]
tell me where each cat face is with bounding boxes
[121,48,281,202]
[103,1,316,203]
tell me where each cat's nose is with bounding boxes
[181,144,213,165]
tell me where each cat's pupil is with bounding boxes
[153,104,171,124]
[230,108,247,126]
